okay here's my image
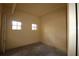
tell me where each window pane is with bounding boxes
[32,24,37,27]
[32,24,37,30]
[12,26,17,30]
[32,27,37,30]
[34,28,37,30]
[18,22,22,26]
[12,21,22,30]
[12,21,18,26]
[17,26,21,30]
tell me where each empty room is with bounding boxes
[0,3,67,56]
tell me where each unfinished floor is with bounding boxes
[2,43,67,56]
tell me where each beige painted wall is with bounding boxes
[6,11,41,50]
[41,7,67,52]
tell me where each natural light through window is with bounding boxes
[32,24,37,30]
[12,21,22,30]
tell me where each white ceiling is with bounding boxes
[15,3,67,16]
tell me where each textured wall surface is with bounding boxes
[6,12,41,50]
[41,7,67,52]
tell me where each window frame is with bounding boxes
[12,20,22,30]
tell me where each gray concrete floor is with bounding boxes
[1,43,67,56]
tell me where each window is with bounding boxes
[12,21,22,30]
[32,24,37,30]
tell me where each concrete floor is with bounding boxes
[1,43,67,56]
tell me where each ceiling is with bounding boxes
[2,3,67,16]
[15,3,67,17]
[2,4,13,13]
